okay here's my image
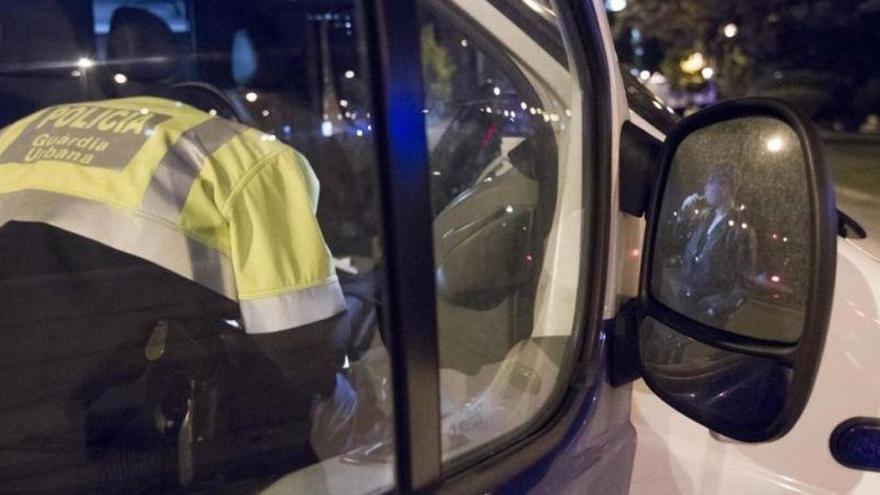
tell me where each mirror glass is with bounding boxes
[651,116,810,343]
[640,317,792,434]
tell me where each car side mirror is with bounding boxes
[432,142,540,310]
[626,98,837,442]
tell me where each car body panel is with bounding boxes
[497,322,637,494]
[630,236,880,495]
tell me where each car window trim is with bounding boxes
[365,0,611,491]
[420,0,581,475]
[485,0,568,69]
[363,0,443,491]
[437,0,613,494]
[434,0,612,490]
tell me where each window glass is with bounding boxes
[417,0,586,463]
[651,117,810,343]
[94,0,192,34]
[0,1,394,493]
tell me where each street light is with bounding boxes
[723,23,738,38]
[680,52,707,74]
[605,0,627,12]
[767,136,784,153]
[701,67,715,80]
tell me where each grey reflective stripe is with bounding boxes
[239,279,346,334]
[0,190,237,298]
[141,118,246,221]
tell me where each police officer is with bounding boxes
[0,95,345,331]
[0,95,349,473]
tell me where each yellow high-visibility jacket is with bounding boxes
[0,96,345,333]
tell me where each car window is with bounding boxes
[0,1,395,493]
[416,0,588,465]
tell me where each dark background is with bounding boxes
[608,0,880,132]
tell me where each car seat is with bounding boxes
[0,215,365,492]
[0,222,237,491]
[0,0,95,124]
[0,222,350,492]
[100,7,183,99]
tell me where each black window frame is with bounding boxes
[364,0,612,492]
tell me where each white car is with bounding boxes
[629,134,880,495]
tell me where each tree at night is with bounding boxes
[610,0,880,128]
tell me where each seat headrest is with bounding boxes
[231,30,261,86]
[0,0,91,68]
[106,7,178,82]
[230,27,290,88]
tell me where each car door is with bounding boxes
[346,0,639,492]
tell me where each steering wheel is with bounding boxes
[146,81,252,125]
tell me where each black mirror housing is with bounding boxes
[634,98,837,442]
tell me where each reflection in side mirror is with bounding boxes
[433,161,538,310]
[436,206,534,309]
[651,116,808,343]
[636,98,836,442]
[640,318,791,436]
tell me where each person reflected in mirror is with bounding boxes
[674,163,757,326]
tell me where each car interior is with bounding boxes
[0,0,562,491]
[0,1,384,491]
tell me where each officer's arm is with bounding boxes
[225,148,346,335]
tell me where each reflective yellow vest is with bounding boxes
[0,96,344,334]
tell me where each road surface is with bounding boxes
[825,133,880,258]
